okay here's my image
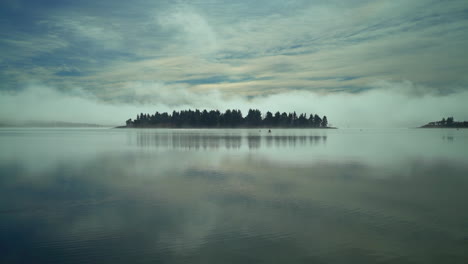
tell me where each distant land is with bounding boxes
[120,109,335,129]
[0,121,106,128]
[420,117,468,128]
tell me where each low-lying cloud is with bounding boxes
[1,81,467,128]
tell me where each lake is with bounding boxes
[1,128,467,263]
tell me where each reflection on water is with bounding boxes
[136,131,327,149]
[443,135,454,142]
[0,128,468,264]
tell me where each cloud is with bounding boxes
[58,16,124,49]
[215,80,468,128]
[26,0,465,99]
[157,6,218,55]
[1,0,468,124]
[0,84,161,125]
[0,34,69,62]
[1,80,467,127]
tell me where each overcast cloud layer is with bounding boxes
[1,0,468,126]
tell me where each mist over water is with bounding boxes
[2,0,468,262]
[1,128,468,263]
[2,82,468,127]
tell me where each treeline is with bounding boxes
[125,109,331,128]
[422,117,468,128]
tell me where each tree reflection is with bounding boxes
[135,131,328,149]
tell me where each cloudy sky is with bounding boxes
[1,0,468,127]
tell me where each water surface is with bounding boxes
[1,128,467,263]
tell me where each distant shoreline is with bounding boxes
[419,117,468,128]
[419,126,467,129]
[0,122,106,128]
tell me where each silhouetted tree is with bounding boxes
[273,112,281,126]
[246,109,262,126]
[298,114,307,127]
[313,114,322,127]
[441,118,446,126]
[321,116,328,127]
[447,116,454,126]
[264,111,274,126]
[126,119,133,126]
[125,109,332,128]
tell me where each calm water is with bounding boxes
[1,128,467,264]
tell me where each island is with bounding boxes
[420,117,468,128]
[120,109,335,128]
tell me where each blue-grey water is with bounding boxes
[1,128,467,264]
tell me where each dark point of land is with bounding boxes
[120,109,336,129]
[420,117,468,128]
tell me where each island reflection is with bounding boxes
[1,128,467,264]
[135,131,327,149]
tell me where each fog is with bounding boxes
[1,81,467,127]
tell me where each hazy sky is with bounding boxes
[1,0,468,127]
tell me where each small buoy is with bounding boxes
[268,129,271,133]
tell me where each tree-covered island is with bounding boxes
[420,117,468,128]
[121,109,335,128]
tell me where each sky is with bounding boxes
[1,0,468,127]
